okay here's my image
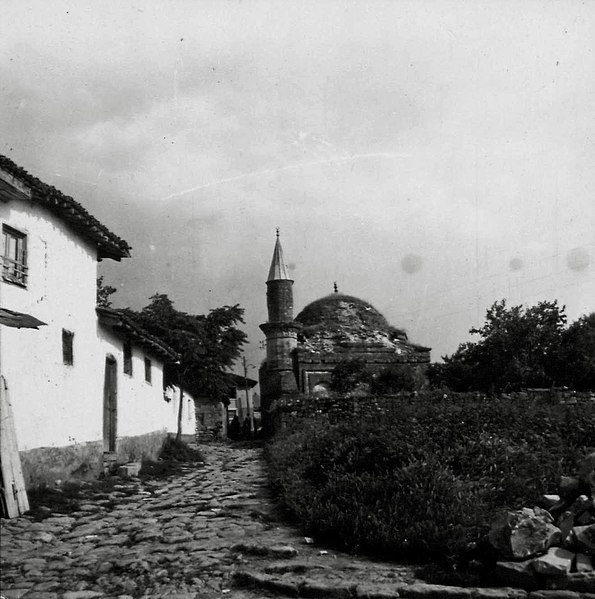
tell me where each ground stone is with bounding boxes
[531,547,574,576]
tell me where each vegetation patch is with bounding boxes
[139,436,204,477]
[267,393,595,569]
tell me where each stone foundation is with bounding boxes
[19,429,168,488]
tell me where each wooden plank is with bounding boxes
[0,375,30,517]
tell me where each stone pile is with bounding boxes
[489,452,595,592]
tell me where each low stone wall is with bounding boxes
[19,429,167,488]
[270,390,595,434]
[195,400,226,442]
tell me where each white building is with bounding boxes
[0,155,194,491]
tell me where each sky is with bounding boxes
[2,0,594,374]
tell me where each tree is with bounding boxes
[126,294,248,438]
[556,313,595,390]
[371,365,417,394]
[439,299,567,392]
[96,276,117,307]
[330,358,373,394]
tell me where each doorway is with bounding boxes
[103,355,117,453]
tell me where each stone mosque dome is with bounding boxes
[259,233,431,411]
[295,293,410,352]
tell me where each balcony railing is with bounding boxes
[2,256,28,287]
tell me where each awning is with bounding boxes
[0,308,47,329]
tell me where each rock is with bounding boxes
[540,495,561,510]
[574,524,595,555]
[577,509,595,526]
[560,476,581,500]
[133,528,162,542]
[489,508,562,559]
[162,530,193,544]
[62,592,105,599]
[300,580,354,598]
[264,561,326,574]
[527,592,581,599]
[531,547,574,576]
[494,560,538,591]
[557,511,575,544]
[569,495,592,518]
[117,462,141,477]
[269,544,298,558]
[471,590,528,599]
[0,590,31,599]
[575,552,593,573]
[578,452,595,494]
[544,570,595,592]
[32,531,54,543]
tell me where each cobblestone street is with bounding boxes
[0,444,579,599]
[0,444,420,599]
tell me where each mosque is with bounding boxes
[258,232,431,415]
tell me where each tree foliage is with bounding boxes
[371,365,417,394]
[96,276,117,308]
[330,358,372,394]
[437,299,576,392]
[125,294,247,403]
[556,313,595,390]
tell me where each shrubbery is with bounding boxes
[158,436,204,462]
[267,394,595,564]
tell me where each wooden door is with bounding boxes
[103,355,117,453]
[0,375,30,517]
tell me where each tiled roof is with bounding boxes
[97,307,179,362]
[227,372,258,389]
[0,155,131,261]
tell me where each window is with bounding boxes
[62,329,74,365]
[2,225,28,286]
[123,340,133,375]
[144,357,152,383]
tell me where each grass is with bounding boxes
[267,393,595,570]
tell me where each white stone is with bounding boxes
[532,547,574,576]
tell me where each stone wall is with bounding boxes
[270,390,595,434]
[19,429,167,488]
[195,400,226,441]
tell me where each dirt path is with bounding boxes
[1,444,532,599]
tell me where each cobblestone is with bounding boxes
[0,443,556,599]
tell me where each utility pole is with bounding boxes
[242,356,255,437]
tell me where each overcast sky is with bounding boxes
[2,0,594,372]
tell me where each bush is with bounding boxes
[330,358,373,394]
[267,394,595,563]
[158,436,204,462]
[371,365,417,394]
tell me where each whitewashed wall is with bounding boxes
[97,324,168,437]
[165,385,197,436]
[1,196,189,455]
[1,199,103,450]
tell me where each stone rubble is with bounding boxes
[490,452,595,592]
[1,444,593,599]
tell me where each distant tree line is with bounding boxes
[429,300,595,392]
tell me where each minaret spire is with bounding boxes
[260,231,300,429]
[267,228,291,282]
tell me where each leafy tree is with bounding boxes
[96,276,117,307]
[330,358,373,394]
[371,365,417,394]
[556,313,595,390]
[125,294,247,438]
[440,299,567,392]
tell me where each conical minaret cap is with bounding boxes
[267,230,292,282]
